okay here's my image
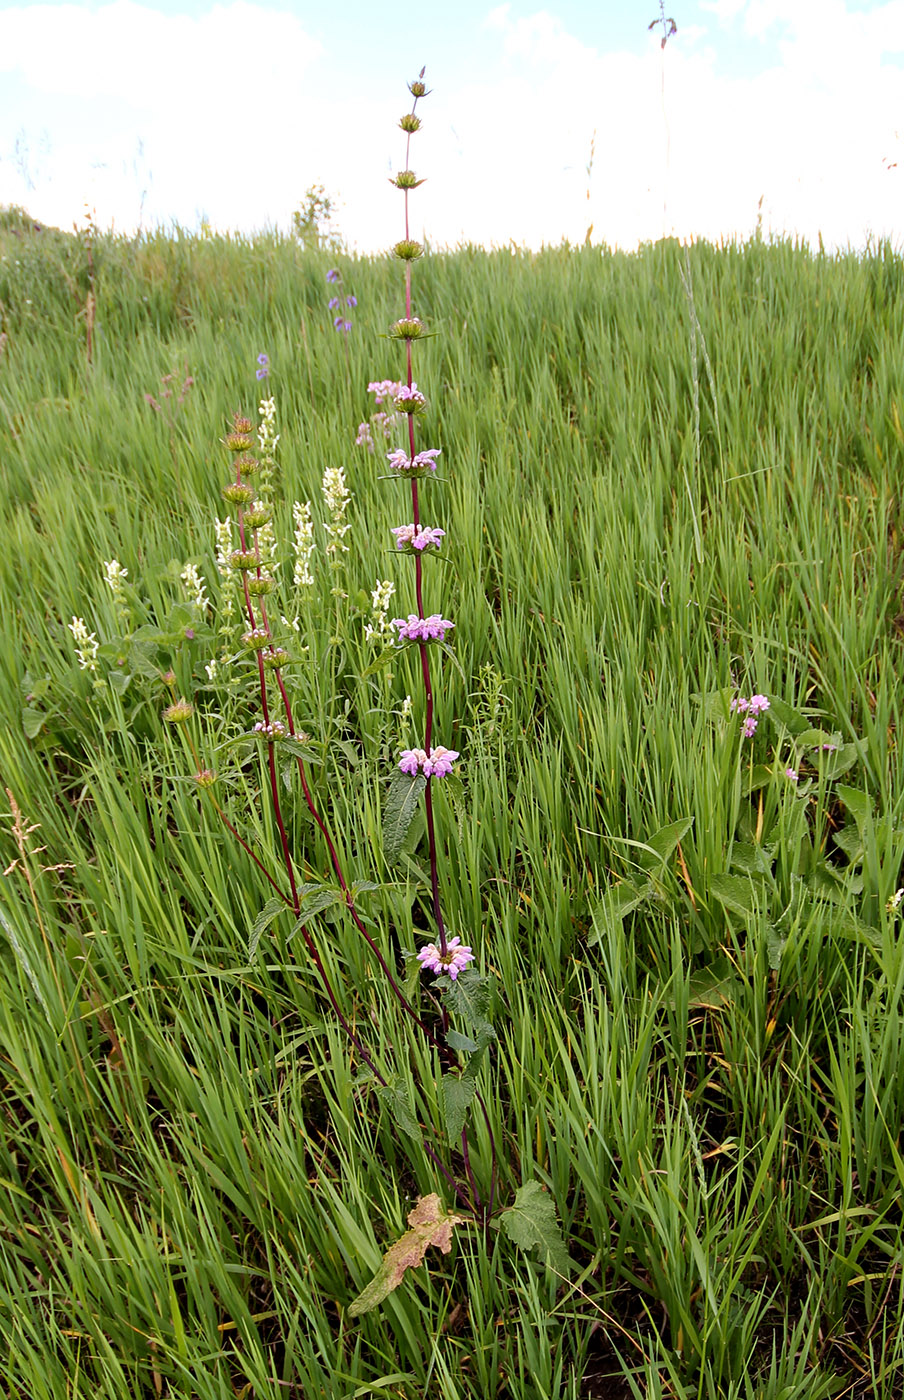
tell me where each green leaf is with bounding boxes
[277,735,323,765]
[588,879,651,944]
[742,764,773,796]
[730,842,776,877]
[685,958,741,1010]
[637,817,693,872]
[436,641,467,685]
[767,696,810,736]
[446,1029,479,1054]
[347,1194,465,1317]
[442,1074,476,1141]
[439,968,495,1039]
[765,924,785,972]
[375,1080,422,1143]
[292,884,343,929]
[383,771,427,865]
[709,872,764,920]
[22,706,46,739]
[248,896,287,959]
[836,785,871,835]
[500,1181,570,1275]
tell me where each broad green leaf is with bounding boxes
[821,744,859,781]
[22,707,46,739]
[248,895,287,959]
[709,873,764,920]
[637,816,693,871]
[685,959,741,1010]
[383,771,427,865]
[375,1081,422,1143]
[836,785,871,834]
[446,1029,479,1054]
[730,842,776,877]
[438,968,495,1039]
[500,1181,570,1275]
[442,1074,476,1141]
[765,925,785,972]
[767,697,810,735]
[588,879,651,944]
[347,1194,465,1317]
[742,764,773,796]
[797,727,842,748]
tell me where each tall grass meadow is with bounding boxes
[2,64,904,1400]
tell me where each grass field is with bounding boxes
[2,201,904,1399]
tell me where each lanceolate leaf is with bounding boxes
[247,895,287,959]
[383,771,427,864]
[348,1194,466,1317]
[500,1181,570,1275]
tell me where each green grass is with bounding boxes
[2,208,904,1397]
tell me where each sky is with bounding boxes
[0,0,902,253]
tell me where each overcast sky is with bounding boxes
[1,0,901,252]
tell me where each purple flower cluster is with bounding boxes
[394,383,427,413]
[398,745,460,779]
[256,352,269,381]
[392,613,454,643]
[731,693,770,739]
[391,523,445,552]
[326,269,354,332]
[416,935,474,980]
[386,447,441,476]
[368,379,405,404]
[253,720,287,739]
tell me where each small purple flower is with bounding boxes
[386,447,442,476]
[334,317,353,332]
[821,743,839,753]
[399,747,427,775]
[394,383,427,413]
[742,716,758,739]
[785,767,799,782]
[397,745,459,779]
[392,613,455,643]
[346,295,357,307]
[328,296,340,309]
[730,697,749,713]
[391,523,446,552]
[369,379,405,404]
[253,720,287,739]
[748,695,770,716]
[416,935,474,980]
[326,268,340,283]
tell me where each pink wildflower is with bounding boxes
[398,748,427,775]
[416,935,475,980]
[368,378,405,404]
[397,745,460,779]
[391,524,446,552]
[748,695,770,716]
[785,767,799,782]
[391,613,455,643]
[742,716,758,739]
[385,447,441,476]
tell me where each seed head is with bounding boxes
[163,698,194,724]
[243,503,273,530]
[225,432,253,452]
[399,114,422,133]
[236,453,260,476]
[229,549,259,571]
[242,628,270,651]
[393,239,424,261]
[391,172,428,191]
[246,574,275,595]
[389,317,425,340]
[193,768,217,788]
[262,647,290,670]
[222,482,254,505]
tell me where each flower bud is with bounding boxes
[224,432,253,452]
[393,239,424,261]
[236,453,260,476]
[389,317,425,340]
[163,698,194,724]
[399,114,422,133]
[232,415,253,435]
[242,628,270,650]
[222,482,254,505]
[229,549,259,571]
[262,647,290,670]
[193,768,217,788]
[409,79,427,97]
[246,574,275,595]
[391,171,425,190]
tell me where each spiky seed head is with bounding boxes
[393,239,424,261]
[243,503,272,530]
[222,482,254,505]
[229,549,259,571]
[389,317,425,340]
[236,453,260,476]
[399,114,421,133]
[246,575,275,595]
[225,432,253,452]
[163,698,194,723]
[262,647,290,670]
[391,170,425,190]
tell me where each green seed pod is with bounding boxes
[262,648,290,670]
[246,574,275,596]
[391,170,425,190]
[242,628,270,650]
[229,550,259,571]
[389,317,425,340]
[222,482,254,505]
[243,504,273,530]
[163,698,193,724]
[399,114,422,133]
[393,239,424,261]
